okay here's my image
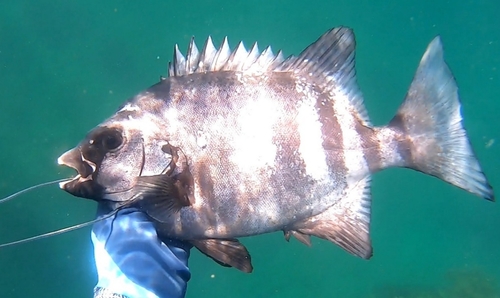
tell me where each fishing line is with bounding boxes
[0,178,72,204]
[0,177,117,248]
[0,210,119,248]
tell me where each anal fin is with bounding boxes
[291,176,373,259]
[190,238,253,273]
[283,230,312,247]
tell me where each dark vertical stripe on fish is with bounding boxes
[355,121,381,173]
[316,92,347,186]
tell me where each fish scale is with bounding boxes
[57,27,493,273]
[161,72,337,232]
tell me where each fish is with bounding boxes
[57,27,494,273]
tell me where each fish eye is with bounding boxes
[80,128,124,165]
[99,129,124,151]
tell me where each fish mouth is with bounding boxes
[57,147,103,200]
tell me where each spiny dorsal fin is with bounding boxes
[167,27,369,125]
[168,36,284,76]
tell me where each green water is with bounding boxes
[0,1,499,297]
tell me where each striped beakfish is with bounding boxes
[57,27,493,273]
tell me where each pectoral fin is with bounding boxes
[190,238,253,273]
[134,174,191,222]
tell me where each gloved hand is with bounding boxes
[91,204,191,298]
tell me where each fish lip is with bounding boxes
[57,148,95,189]
[58,147,106,200]
[58,173,81,189]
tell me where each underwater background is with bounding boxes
[0,1,499,297]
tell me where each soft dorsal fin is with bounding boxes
[278,27,370,125]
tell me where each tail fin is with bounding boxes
[386,37,493,201]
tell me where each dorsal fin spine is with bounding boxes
[173,45,186,76]
[212,37,231,71]
[198,36,216,72]
[186,37,199,74]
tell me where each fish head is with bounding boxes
[57,106,173,203]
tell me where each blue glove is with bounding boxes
[91,205,191,298]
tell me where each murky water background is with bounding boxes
[0,1,499,297]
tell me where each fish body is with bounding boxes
[58,27,493,272]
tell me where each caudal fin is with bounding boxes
[386,37,493,201]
